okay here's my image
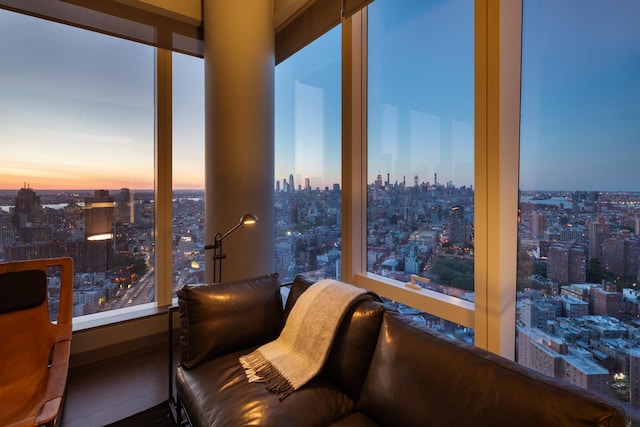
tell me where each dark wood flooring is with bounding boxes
[104,401,176,427]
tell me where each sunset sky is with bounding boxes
[0,8,203,191]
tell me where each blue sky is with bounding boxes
[278,0,640,192]
[519,0,640,191]
[2,1,639,192]
[367,0,474,188]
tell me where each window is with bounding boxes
[365,0,474,335]
[517,0,640,416]
[0,9,156,317]
[274,26,342,282]
[172,52,205,296]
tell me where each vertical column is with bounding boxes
[155,48,173,305]
[342,9,368,282]
[203,0,275,283]
[474,0,522,358]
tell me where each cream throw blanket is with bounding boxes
[239,279,367,400]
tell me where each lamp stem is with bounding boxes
[206,214,258,283]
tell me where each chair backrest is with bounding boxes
[0,269,48,314]
[0,257,73,427]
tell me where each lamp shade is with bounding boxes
[240,213,258,225]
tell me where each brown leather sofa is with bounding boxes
[175,274,625,427]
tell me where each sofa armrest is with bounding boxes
[177,273,282,369]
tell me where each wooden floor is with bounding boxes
[62,343,175,427]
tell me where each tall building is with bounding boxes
[602,235,624,276]
[12,185,41,231]
[588,219,610,261]
[449,205,465,246]
[289,174,294,192]
[601,233,640,278]
[84,190,115,273]
[531,211,547,239]
[116,188,134,225]
[547,242,586,285]
[0,222,15,248]
[84,190,115,238]
[374,172,383,189]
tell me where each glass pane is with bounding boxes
[0,9,155,316]
[367,0,474,297]
[172,52,205,296]
[274,27,342,282]
[517,0,640,418]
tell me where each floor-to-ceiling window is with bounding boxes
[365,0,475,336]
[0,9,156,318]
[274,26,342,283]
[517,0,640,417]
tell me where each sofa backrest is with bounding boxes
[284,275,385,401]
[177,273,283,369]
[357,312,626,427]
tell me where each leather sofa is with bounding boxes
[175,273,625,427]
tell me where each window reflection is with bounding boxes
[274,26,342,282]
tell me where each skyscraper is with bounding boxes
[116,188,134,225]
[531,211,547,239]
[84,190,115,273]
[12,185,41,230]
[449,206,465,246]
[588,219,610,261]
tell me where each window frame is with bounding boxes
[343,0,522,359]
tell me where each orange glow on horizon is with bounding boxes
[0,175,204,192]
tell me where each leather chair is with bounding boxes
[0,257,73,427]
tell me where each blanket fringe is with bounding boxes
[240,351,294,400]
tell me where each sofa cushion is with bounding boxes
[177,348,356,427]
[177,273,282,369]
[358,312,625,427]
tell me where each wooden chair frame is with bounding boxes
[0,257,73,427]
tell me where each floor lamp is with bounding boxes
[205,213,258,283]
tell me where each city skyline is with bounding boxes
[2,1,640,192]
